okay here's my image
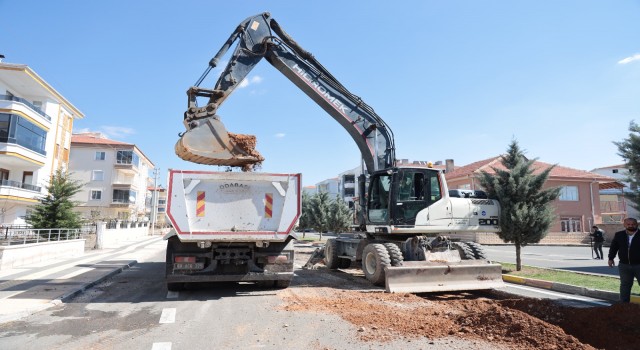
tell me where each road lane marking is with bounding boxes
[507,284,611,306]
[151,342,172,350]
[166,291,179,299]
[159,308,176,324]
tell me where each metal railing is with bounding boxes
[0,179,42,192]
[0,227,83,246]
[0,94,52,121]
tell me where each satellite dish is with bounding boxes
[129,196,136,202]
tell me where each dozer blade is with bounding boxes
[384,260,505,294]
[175,117,264,167]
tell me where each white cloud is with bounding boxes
[275,133,286,138]
[238,75,264,89]
[618,53,640,64]
[100,126,136,139]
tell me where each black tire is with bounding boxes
[451,241,476,260]
[466,242,488,259]
[324,239,340,269]
[337,257,352,269]
[275,279,291,288]
[362,243,391,286]
[383,243,404,266]
[167,282,184,292]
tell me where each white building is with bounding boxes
[591,164,637,222]
[69,133,154,222]
[0,62,83,225]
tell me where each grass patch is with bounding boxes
[500,262,640,294]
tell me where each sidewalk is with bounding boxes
[0,234,164,324]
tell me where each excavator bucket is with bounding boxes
[175,117,264,167]
[384,260,505,294]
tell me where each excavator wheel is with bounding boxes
[383,243,404,266]
[324,239,340,269]
[362,243,391,286]
[466,242,488,260]
[451,242,476,260]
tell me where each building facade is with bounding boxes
[69,133,154,222]
[147,185,167,227]
[445,156,619,233]
[591,164,637,222]
[0,62,83,225]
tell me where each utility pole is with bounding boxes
[151,168,159,235]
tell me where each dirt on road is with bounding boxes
[285,244,639,350]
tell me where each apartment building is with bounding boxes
[69,133,154,222]
[0,62,83,225]
[147,185,167,227]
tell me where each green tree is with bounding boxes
[27,168,84,230]
[298,192,313,237]
[309,191,331,239]
[328,195,352,234]
[614,121,640,211]
[477,140,560,271]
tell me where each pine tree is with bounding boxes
[614,121,640,211]
[328,195,352,234]
[477,140,560,271]
[309,191,331,239]
[298,192,313,237]
[27,168,84,230]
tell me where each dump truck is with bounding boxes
[173,12,505,293]
[164,170,300,291]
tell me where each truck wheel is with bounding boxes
[337,257,351,269]
[275,279,291,288]
[451,242,476,260]
[466,242,488,259]
[383,243,404,266]
[167,282,184,291]
[324,239,340,269]
[362,243,390,286]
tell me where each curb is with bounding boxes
[502,274,640,304]
[57,260,137,302]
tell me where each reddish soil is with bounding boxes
[283,174,636,348]
[227,132,264,171]
[282,255,640,350]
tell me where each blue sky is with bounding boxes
[2,1,639,187]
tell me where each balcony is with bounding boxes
[0,179,41,192]
[0,95,52,122]
[600,201,626,215]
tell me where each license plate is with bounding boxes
[174,262,204,270]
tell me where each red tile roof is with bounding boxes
[71,134,132,146]
[445,155,617,182]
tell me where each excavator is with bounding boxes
[175,12,505,293]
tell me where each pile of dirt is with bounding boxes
[280,286,639,350]
[227,132,264,172]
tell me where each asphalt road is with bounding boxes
[0,239,615,349]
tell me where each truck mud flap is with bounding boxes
[384,260,505,293]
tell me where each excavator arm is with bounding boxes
[177,12,396,172]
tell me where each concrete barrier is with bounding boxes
[0,239,85,270]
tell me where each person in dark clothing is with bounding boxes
[590,225,605,259]
[608,218,640,303]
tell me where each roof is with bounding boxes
[445,155,618,183]
[71,133,132,146]
[590,164,627,171]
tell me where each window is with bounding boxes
[0,168,8,182]
[561,217,582,232]
[344,188,355,197]
[113,189,136,204]
[116,150,140,167]
[95,151,106,160]
[90,190,102,200]
[343,174,355,184]
[559,186,579,201]
[92,170,104,181]
[612,169,619,174]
